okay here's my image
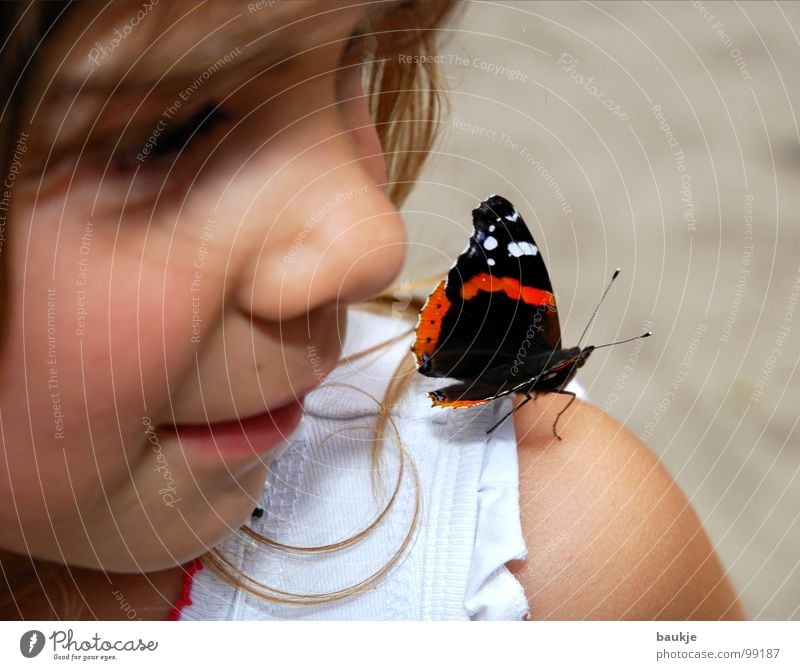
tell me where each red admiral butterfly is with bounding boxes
[413,194,648,438]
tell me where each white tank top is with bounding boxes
[179,306,532,620]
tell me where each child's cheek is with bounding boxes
[0,201,216,511]
[0,213,119,518]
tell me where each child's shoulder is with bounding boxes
[509,396,745,620]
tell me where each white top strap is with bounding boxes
[180,306,530,620]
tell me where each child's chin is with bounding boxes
[101,424,302,573]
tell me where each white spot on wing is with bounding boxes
[506,210,521,222]
[507,241,538,257]
[483,236,498,251]
[487,258,496,266]
[489,224,495,232]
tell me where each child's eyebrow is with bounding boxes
[57,0,406,94]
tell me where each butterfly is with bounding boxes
[412,194,647,437]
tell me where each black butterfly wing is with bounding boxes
[413,195,563,406]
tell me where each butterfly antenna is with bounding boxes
[576,268,620,348]
[592,331,652,350]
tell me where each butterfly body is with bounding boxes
[413,195,592,417]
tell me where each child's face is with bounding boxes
[0,1,406,571]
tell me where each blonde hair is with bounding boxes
[0,0,459,616]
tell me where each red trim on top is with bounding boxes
[168,558,203,621]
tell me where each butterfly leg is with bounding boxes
[551,389,577,441]
[486,393,535,435]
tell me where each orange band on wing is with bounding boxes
[460,273,556,308]
[413,280,451,359]
[429,393,491,408]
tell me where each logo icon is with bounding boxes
[20,630,45,658]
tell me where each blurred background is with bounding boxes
[400,1,800,620]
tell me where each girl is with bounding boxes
[0,0,743,620]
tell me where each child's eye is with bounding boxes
[151,104,226,157]
[91,103,229,211]
[111,103,228,173]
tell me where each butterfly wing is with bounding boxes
[413,195,563,406]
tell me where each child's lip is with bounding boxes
[164,399,305,456]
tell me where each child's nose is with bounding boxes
[234,157,406,322]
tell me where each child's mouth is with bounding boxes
[164,399,304,456]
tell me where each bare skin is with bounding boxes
[4,394,745,620]
[509,394,745,620]
[0,551,182,619]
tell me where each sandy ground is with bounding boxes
[401,1,800,620]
